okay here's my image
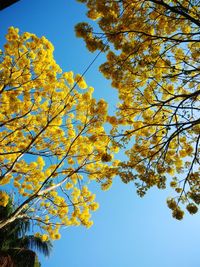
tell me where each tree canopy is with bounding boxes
[76,0,200,219]
[0,27,118,238]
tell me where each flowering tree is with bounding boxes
[76,0,200,219]
[0,27,118,240]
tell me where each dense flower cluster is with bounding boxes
[0,27,119,238]
[76,0,200,218]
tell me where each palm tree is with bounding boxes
[0,198,52,267]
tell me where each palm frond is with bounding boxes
[17,236,52,257]
[0,200,53,260]
[13,218,31,237]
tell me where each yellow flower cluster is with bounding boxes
[76,0,200,218]
[0,27,120,239]
[0,191,9,207]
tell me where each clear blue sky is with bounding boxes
[1,1,200,267]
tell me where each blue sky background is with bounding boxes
[0,1,200,266]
